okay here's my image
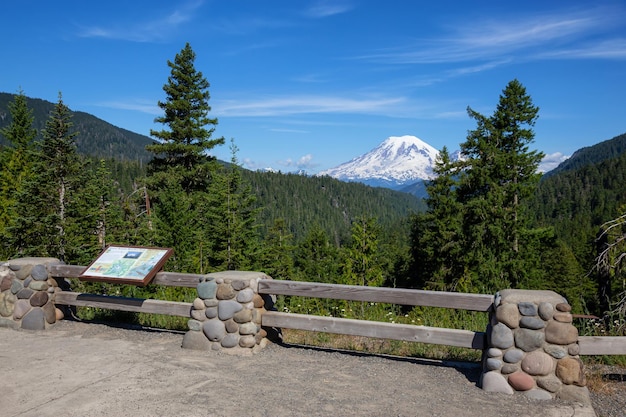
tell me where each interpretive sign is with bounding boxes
[79,245,173,286]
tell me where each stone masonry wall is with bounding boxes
[0,258,65,330]
[481,289,591,405]
[182,271,274,354]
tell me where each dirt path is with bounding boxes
[0,321,596,417]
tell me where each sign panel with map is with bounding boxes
[79,246,173,286]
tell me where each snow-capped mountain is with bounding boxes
[317,135,441,189]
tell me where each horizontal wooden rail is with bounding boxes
[262,311,486,349]
[578,336,626,355]
[258,280,494,312]
[55,292,192,317]
[45,264,624,355]
[49,264,202,288]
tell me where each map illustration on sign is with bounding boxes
[80,246,173,286]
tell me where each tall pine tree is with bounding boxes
[146,42,224,195]
[145,42,225,272]
[411,80,546,293]
[341,216,383,288]
[258,218,296,280]
[457,79,544,290]
[200,140,260,271]
[0,89,38,258]
[10,93,82,261]
[409,147,465,291]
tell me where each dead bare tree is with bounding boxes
[594,213,626,324]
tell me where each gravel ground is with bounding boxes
[0,320,611,417]
[586,364,626,417]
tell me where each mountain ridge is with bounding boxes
[543,132,626,177]
[0,92,156,163]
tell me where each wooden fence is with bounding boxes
[48,265,625,355]
[578,336,626,355]
[50,264,198,317]
[257,280,626,355]
[257,280,492,350]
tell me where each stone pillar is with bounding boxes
[182,271,273,353]
[481,289,590,405]
[0,258,65,330]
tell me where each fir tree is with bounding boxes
[409,147,465,291]
[144,42,225,271]
[342,216,383,287]
[457,79,544,290]
[294,225,339,283]
[200,140,260,271]
[410,80,546,293]
[10,93,82,261]
[66,159,130,264]
[0,89,38,257]
[146,42,224,195]
[258,218,296,280]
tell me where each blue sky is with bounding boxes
[2,0,625,173]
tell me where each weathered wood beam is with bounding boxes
[48,264,201,288]
[262,311,486,349]
[153,272,201,288]
[54,292,192,317]
[578,336,626,355]
[48,264,84,278]
[258,280,493,311]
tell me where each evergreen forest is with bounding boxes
[0,45,624,344]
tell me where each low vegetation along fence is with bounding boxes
[258,280,491,349]
[1,257,624,405]
[257,280,625,357]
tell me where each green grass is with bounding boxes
[275,298,489,362]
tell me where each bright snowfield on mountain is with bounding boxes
[317,135,440,189]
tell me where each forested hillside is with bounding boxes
[528,145,626,314]
[532,150,626,251]
[245,170,424,243]
[530,131,626,261]
[0,92,155,163]
[545,132,626,177]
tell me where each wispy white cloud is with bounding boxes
[304,1,353,18]
[96,99,160,115]
[213,1,351,37]
[215,95,407,117]
[454,14,597,52]
[358,7,624,67]
[77,0,203,42]
[430,110,467,120]
[446,60,513,77]
[535,38,626,59]
[269,128,310,134]
[95,92,463,126]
